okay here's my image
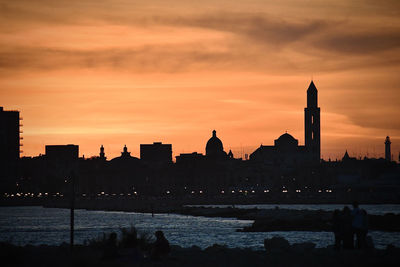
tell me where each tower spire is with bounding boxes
[305,80,321,163]
[385,136,391,161]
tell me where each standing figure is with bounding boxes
[351,201,365,249]
[342,206,354,249]
[359,209,369,249]
[332,209,343,250]
[150,231,170,260]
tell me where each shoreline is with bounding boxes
[1,239,400,267]
[3,203,400,232]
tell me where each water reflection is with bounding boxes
[0,206,399,249]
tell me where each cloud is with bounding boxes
[314,30,400,54]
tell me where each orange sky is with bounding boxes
[1,0,399,161]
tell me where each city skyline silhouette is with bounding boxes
[0,1,399,161]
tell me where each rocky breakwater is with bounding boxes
[239,209,400,232]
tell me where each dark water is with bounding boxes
[1,206,399,250]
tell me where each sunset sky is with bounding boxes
[1,0,399,161]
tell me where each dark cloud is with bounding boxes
[154,13,328,47]
[0,45,242,73]
[314,30,400,54]
[1,1,400,75]
[347,110,400,130]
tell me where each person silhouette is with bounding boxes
[342,206,354,249]
[359,209,369,249]
[102,232,119,260]
[332,209,343,250]
[351,201,364,249]
[150,230,170,260]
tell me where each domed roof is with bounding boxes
[206,130,224,156]
[274,133,298,148]
[277,133,296,142]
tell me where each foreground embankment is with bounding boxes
[1,241,399,267]
[176,207,400,232]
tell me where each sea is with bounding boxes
[1,205,400,250]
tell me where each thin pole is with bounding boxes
[70,172,75,251]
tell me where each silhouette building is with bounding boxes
[385,136,391,161]
[250,81,320,166]
[120,145,132,158]
[305,81,321,163]
[176,152,205,164]
[140,142,172,164]
[205,130,227,159]
[45,145,79,161]
[99,145,106,159]
[0,107,21,191]
[250,133,310,167]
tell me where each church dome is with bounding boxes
[206,130,224,156]
[274,133,298,148]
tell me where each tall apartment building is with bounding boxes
[0,107,21,191]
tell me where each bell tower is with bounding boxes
[304,81,321,163]
[385,136,391,161]
[99,145,106,159]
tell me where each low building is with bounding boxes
[140,142,172,165]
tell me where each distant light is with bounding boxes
[82,194,86,197]
[251,190,255,193]
[120,193,124,196]
[221,190,225,194]
[231,190,235,193]
[239,190,243,193]
[134,191,137,195]
[105,194,109,196]
[191,191,195,194]
[264,190,269,193]
[282,190,288,193]
[199,190,203,194]
[166,190,170,194]
[44,193,48,196]
[112,193,116,196]
[64,180,67,183]
[101,191,105,195]
[127,193,131,196]
[296,189,301,193]
[318,190,322,193]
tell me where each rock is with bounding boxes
[205,244,228,252]
[264,237,290,252]
[290,242,316,252]
[190,245,202,251]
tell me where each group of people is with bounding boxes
[102,230,170,262]
[332,201,369,250]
